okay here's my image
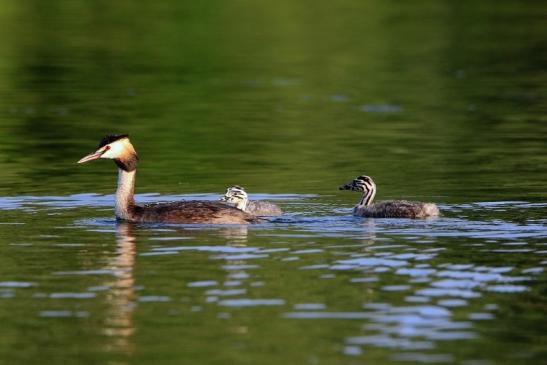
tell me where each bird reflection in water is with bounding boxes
[102,222,137,355]
[215,225,249,244]
[360,219,378,251]
[101,223,252,347]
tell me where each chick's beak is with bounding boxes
[77,150,103,164]
[339,183,352,190]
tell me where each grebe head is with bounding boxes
[339,175,377,206]
[339,175,375,192]
[220,185,249,211]
[77,134,138,171]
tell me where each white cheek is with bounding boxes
[101,149,115,159]
[101,141,125,159]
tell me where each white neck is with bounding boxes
[116,169,136,220]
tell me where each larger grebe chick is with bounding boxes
[339,175,439,219]
[221,185,282,216]
[78,135,261,224]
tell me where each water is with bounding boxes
[0,1,546,364]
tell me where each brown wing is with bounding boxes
[134,201,262,224]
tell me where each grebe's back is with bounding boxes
[133,201,261,224]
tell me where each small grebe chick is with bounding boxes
[339,175,439,219]
[220,185,282,216]
[78,135,260,224]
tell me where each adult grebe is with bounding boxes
[77,134,261,224]
[339,175,439,219]
[220,185,282,216]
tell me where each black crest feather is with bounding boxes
[98,134,129,148]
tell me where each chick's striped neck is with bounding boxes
[358,182,376,207]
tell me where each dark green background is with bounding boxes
[0,1,545,200]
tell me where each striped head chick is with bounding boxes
[339,175,377,207]
[220,185,249,211]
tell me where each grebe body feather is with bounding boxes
[131,200,260,224]
[354,200,439,219]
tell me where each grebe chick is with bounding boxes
[220,185,282,216]
[339,175,439,219]
[77,135,261,224]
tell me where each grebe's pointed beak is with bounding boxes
[77,150,103,164]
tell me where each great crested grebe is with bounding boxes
[339,175,439,219]
[77,135,261,224]
[220,185,282,216]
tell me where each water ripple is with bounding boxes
[218,299,285,307]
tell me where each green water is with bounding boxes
[0,1,546,364]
